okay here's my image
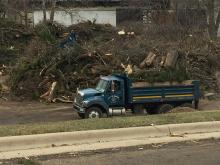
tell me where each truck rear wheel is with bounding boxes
[85,107,103,119]
[158,104,174,114]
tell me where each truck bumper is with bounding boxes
[73,103,86,113]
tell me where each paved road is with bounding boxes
[37,140,220,165]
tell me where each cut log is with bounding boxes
[164,50,179,68]
[125,64,133,75]
[139,52,156,68]
[48,81,58,102]
[118,30,125,35]
[160,56,166,67]
[40,81,58,102]
[121,63,133,75]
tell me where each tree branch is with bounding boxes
[216,9,220,31]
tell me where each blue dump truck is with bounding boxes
[73,74,200,119]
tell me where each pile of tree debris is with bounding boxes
[0,20,219,102]
[9,21,122,101]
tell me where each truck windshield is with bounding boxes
[96,79,108,92]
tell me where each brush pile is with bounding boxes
[1,20,219,102]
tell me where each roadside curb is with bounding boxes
[0,121,220,154]
[2,132,220,160]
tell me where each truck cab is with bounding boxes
[73,74,129,119]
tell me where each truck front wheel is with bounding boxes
[85,107,103,119]
[77,113,85,119]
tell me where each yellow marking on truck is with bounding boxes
[165,94,193,98]
[133,96,162,99]
[133,94,193,101]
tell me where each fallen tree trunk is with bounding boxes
[164,50,179,68]
[40,81,58,102]
[140,52,156,68]
[48,81,58,102]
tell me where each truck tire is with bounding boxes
[85,107,103,119]
[158,104,174,114]
[132,104,145,115]
[78,113,85,119]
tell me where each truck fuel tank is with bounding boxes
[109,108,126,116]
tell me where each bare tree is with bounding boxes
[41,0,57,23]
[3,0,31,26]
[206,0,220,40]
[50,0,56,22]
[42,0,47,22]
[171,0,220,40]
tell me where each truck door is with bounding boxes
[105,80,125,107]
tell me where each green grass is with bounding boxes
[0,110,220,137]
[17,159,40,165]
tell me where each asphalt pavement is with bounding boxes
[3,139,218,165]
[39,139,220,165]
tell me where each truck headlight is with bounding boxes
[82,100,89,107]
